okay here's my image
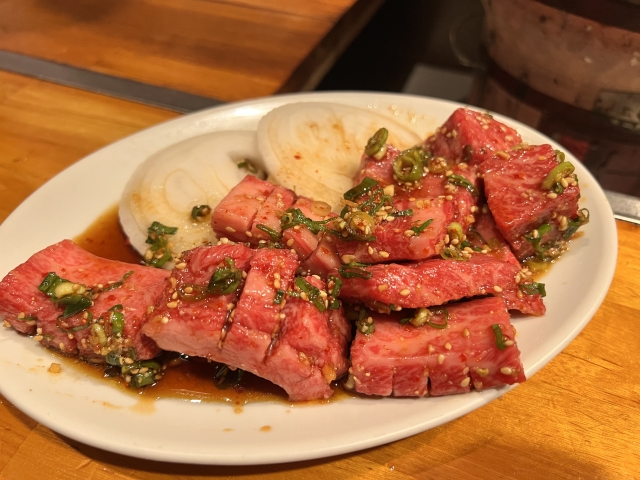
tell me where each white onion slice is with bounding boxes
[119,131,263,263]
[257,102,421,211]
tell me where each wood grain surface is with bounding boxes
[0,0,381,101]
[0,71,639,479]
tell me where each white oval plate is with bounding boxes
[0,92,617,465]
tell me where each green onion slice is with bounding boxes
[524,223,552,260]
[99,271,133,293]
[257,224,282,242]
[147,221,178,236]
[393,148,424,182]
[447,174,478,196]
[519,282,546,297]
[295,277,326,312]
[281,208,334,236]
[541,161,574,190]
[563,208,590,240]
[344,177,379,202]
[338,262,373,279]
[440,246,468,261]
[492,324,508,350]
[411,218,433,235]
[191,205,211,221]
[364,128,388,158]
[426,308,449,329]
[355,309,374,335]
[208,258,242,295]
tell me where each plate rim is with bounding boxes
[0,91,618,465]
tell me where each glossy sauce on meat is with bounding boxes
[72,205,354,405]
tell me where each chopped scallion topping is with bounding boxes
[447,174,478,196]
[338,262,373,279]
[492,324,508,350]
[191,205,211,221]
[411,218,433,235]
[208,258,242,295]
[257,224,282,242]
[364,128,389,158]
[295,277,326,312]
[237,159,258,174]
[519,282,546,297]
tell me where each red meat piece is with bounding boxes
[426,107,522,166]
[0,240,169,360]
[350,297,525,397]
[142,244,254,357]
[470,210,545,315]
[336,253,534,314]
[480,144,580,260]
[212,175,275,242]
[249,185,296,244]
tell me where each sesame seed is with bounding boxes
[493,285,503,293]
[341,254,357,264]
[445,342,452,350]
[463,367,469,374]
[220,237,229,244]
[404,230,415,237]
[476,368,489,377]
[33,335,43,341]
[438,354,445,364]
[167,301,178,309]
[463,328,470,338]
[245,231,253,237]
[504,340,514,346]
[445,195,453,201]
[428,345,435,353]
[176,262,187,270]
[560,178,568,188]
[124,357,135,365]
[225,226,236,233]
[273,279,281,289]
[379,251,390,258]
[500,366,513,375]
[460,377,470,387]
[17,312,25,319]
[378,284,388,292]
[546,192,558,199]
[161,317,169,324]
[399,288,411,296]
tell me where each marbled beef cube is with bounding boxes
[212,174,275,242]
[480,144,581,260]
[142,243,254,358]
[470,209,545,315]
[249,185,296,244]
[349,297,525,397]
[426,107,522,166]
[266,276,351,401]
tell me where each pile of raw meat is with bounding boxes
[0,107,587,401]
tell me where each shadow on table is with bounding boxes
[61,424,609,479]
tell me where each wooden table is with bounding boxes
[0,0,382,102]
[1,72,639,480]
